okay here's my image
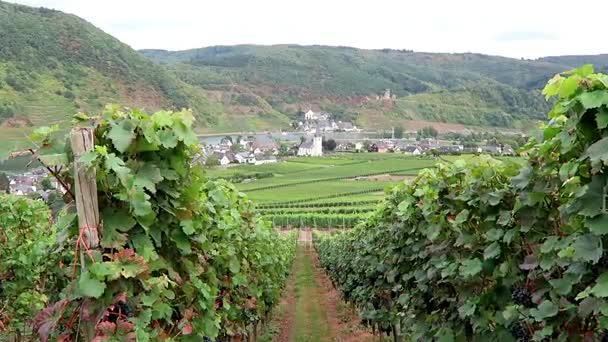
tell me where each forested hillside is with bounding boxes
[142,46,608,129]
[0,0,232,143]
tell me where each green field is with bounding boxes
[205,153,433,228]
[204,152,522,228]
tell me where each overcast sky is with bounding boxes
[8,0,608,59]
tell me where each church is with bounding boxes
[297,136,323,157]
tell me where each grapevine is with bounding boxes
[315,65,608,339]
[1,105,297,341]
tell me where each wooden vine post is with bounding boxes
[71,127,100,256]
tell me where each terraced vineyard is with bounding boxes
[207,153,438,228]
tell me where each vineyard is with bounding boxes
[205,154,438,229]
[0,107,297,341]
[314,65,608,340]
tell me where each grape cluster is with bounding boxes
[601,331,608,342]
[107,302,133,323]
[509,322,531,342]
[512,286,534,307]
[422,292,435,313]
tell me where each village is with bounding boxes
[1,109,518,196]
[201,109,516,167]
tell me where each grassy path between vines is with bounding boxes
[267,245,373,342]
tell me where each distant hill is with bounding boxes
[141,45,608,130]
[0,0,246,145]
[2,0,608,144]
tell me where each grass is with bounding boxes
[292,247,333,342]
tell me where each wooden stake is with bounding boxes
[71,127,100,249]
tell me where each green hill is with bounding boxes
[0,0,257,147]
[2,0,608,146]
[141,46,608,130]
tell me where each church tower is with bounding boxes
[313,135,323,156]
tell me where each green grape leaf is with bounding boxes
[584,137,608,165]
[132,233,159,262]
[586,214,608,236]
[152,111,174,127]
[229,258,241,274]
[460,258,482,278]
[530,300,559,321]
[597,107,608,129]
[77,271,106,298]
[543,74,563,99]
[559,76,579,98]
[79,151,97,166]
[135,163,163,193]
[572,234,603,263]
[108,120,135,153]
[158,130,178,148]
[483,242,501,260]
[485,228,504,242]
[103,208,136,232]
[578,90,608,109]
[89,262,121,281]
[591,273,608,298]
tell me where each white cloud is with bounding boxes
[7,0,608,58]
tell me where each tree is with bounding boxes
[206,155,220,166]
[418,126,438,138]
[278,143,291,157]
[40,177,53,191]
[322,138,337,151]
[0,172,9,193]
[230,143,243,153]
[394,126,404,139]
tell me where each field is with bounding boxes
[207,153,436,228]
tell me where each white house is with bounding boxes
[402,146,421,155]
[304,110,316,121]
[254,155,278,165]
[298,136,323,157]
[220,155,231,166]
[304,110,329,121]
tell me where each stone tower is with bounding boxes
[313,135,323,156]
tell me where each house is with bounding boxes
[502,144,515,156]
[304,110,330,121]
[254,155,278,165]
[298,136,323,157]
[438,146,461,155]
[377,143,390,153]
[336,122,358,132]
[463,146,483,154]
[219,155,231,166]
[252,139,278,154]
[402,146,421,155]
[481,145,502,155]
[236,152,256,164]
[220,137,233,147]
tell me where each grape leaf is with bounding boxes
[530,300,559,321]
[77,271,106,298]
[591,273,608,298]
[108,120,135,153]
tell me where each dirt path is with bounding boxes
[269,245,373,342]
